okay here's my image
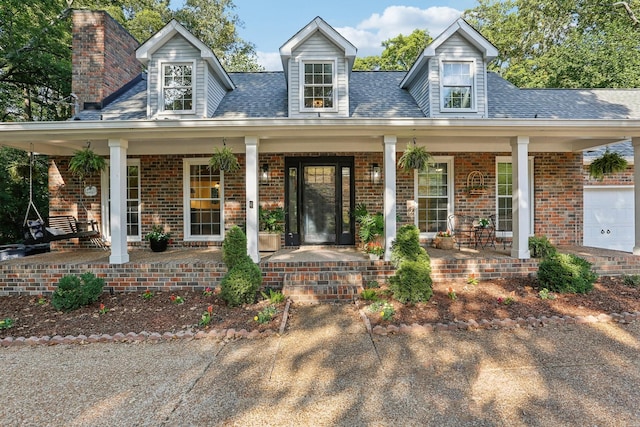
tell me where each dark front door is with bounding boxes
[285,157,354,246]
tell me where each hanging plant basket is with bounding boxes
[589,150,628,180]
[398,143,432,172]
[69,146,107,183]
[209,146,240,172]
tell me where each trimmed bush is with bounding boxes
[223,225,248,269]
[52,272,105,312]
[220,257,263,307]
[388,225,433,303]
[529,235,556,258]
[538,253,597,294]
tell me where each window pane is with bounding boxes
[417,162,449,233]
[303,62,334,109]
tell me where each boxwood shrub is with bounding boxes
[538,253,597,294]
[220,256,262,307]
[52,272,105,312]
[222,225,248,269]
[389,225,433,303]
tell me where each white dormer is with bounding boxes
[401,19,498,118]
[279,17,357,118]
[136,20,234,119]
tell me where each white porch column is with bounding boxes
[511,136,531,259]
[245,136,260,263]
[108,138,129,264]
[383,135,397,261]
[633,138,640,255]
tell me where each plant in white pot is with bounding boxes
[259,206,284,252]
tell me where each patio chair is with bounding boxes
[489,214,511,250]
[447,214,476,250]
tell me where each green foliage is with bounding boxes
[589,151,628,180]
[0,318,14,330]
[466,0,640,89]
[68,147,107,183]
[354,204,384,244]
[538,253,597,294]
[259,207,284,233]
[209,146,240,172]
[222,225,248,269]
[538,288,556,300]
[220,258,262,307]
[51,273,105,312]
[622,274,640,288]
[528,235,557,258]
[144,224,171,242]
[368,301,395,321]
[255,305,277,324]
[398,144,432,172]
[353,29,432,71]
[388,225,433,303]
[361,289,378,301]
[365,280,380,289]
[261,288,285,304]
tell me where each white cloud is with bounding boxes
[256,6,463,70]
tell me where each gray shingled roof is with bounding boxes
[75,69,640,122]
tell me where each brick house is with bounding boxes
[2,10,640,265]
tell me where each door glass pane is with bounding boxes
[189,164,221,236]
[341,167,350,236]
[303,166,336,243]
[417,162,449,233]
[288,167,298,234]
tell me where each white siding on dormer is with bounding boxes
[430,33,486,118]
[289,32,349,118]
[147,34,228,119]
[406,65,431,117]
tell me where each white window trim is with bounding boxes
[495,156,534,238]
[159,60,196,115]
[414,156,455,238]
[183,158,224,242]
[299,58,338,113]
[439,59,477,113]
[100,159,142,242]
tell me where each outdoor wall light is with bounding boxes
[261,163,269,183]
[371,163,381,184]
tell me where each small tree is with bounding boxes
[222,225,248,269]
[388,225,433,303]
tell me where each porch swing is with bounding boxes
[22,150,102,246]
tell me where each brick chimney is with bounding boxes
[72,10,142,111]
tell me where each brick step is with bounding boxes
[283,272,363,302]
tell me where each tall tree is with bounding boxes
[354,29,432,71]
[465,0,640,88]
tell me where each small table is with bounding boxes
[474,226,495,249]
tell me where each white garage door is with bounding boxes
[584,186,634,252]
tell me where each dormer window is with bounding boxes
[441,60,475,111]
[161,62,194,112]
[302,61,335,111]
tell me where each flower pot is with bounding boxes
[369,253,380,260]
[259,232,281,252]
[150,239,168,252]
[435,237,455,250]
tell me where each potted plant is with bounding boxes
[398,142,432,172]
[433,230,455,250]
[69,146,107,184]
[144,225,172,252]
[209,146,240,172]
[364,241,384,260]
[589,150,628,180]
[354,203,384,247]
[259,206,284,252]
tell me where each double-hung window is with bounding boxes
[162,63,194,112]
[441,61,474,110]
[416,158,453,234]
[101,160,141,241]
[183,159,223,241]
[302,62,335,110]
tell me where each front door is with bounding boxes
[285,157,354,246]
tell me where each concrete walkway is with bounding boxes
[1,304,640,426]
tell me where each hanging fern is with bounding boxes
[69,147,106,183]
[589,150,628,180]
[209,146,240,172]
[398,144,432,172]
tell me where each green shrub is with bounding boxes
[538,253,597,294]
[529,235,556,258]
[622,274,640,287]
[389,259,433,303]
[223,225,248,269]
[52,272,105,312]
[261,288,285,304]
[361,288,378,301]
[388,225,433,303]
[220,258,262,307]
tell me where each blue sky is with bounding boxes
[170,1,478,70]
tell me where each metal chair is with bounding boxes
[447,214,476,250]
